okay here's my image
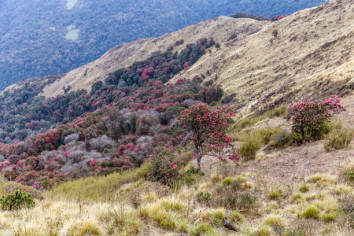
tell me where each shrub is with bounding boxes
[213,190,258,211]
[290,95,345,140]
[222,177,234,186]
[264,215,285,228]
[252,226,271,236]
[146,150,182,188]
[324,129,353,152]
[299,185,310,193]
[0,190,35,210]
[180,167,201,186]
[302,206,320,219]
[189,223,215,236]
[292,193,303,202]
[231,211,244,223]
[196,192,211,204]
[267,191,282,200]
[322,212,337,222]
[210,208,225,225]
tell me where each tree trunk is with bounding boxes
[196,146,203,170]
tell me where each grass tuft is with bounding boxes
[324,129,353,152]
[302,206,320,219]
[68,221,102,236]
[299,184,310,193]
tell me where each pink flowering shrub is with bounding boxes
[146,149,182,188]
[291,95,346,140]
[89,159,99,168]
[180,103,239,169]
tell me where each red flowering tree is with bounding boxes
[180,103,239,170]
[291,95,346,139]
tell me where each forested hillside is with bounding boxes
[0,0,324,91]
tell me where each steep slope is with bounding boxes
[39,17,268,97]
[171,0,354,116]
[0,0,325,91]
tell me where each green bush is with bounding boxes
[0,190,35,210]
[267,191,282,200]
[299,185,309,193]
[196,192,211,204]
[302,206,320,219]
[324,129,353,152]
[190,223,215,236]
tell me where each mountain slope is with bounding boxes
[0,0,325,91]
[39,17,268,98]
[171,0,354,116]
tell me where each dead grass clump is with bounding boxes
[284,219,318,236]
[212,189,258,212]
[306,174,336,187]
[239,127,281,160]
[98,207,141,235]
[324,129,353,152]
[68,220,103,236]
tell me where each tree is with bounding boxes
[180,103,239,170]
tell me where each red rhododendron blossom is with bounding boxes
[180,103,239,169]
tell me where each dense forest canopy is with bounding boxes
[0,0,325,91]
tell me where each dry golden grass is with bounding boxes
[171,0,354,117]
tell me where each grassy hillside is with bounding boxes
[0,1,352,235]
[0,105,352,235]
[171,0,354,117]
[0,0,325,91]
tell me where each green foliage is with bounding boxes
[0,190,35,211]
[222,177,234,186]
[210,209,225,225]
[180,167,201,186]
[252,226,272,236]
[231,211,245,223]
[322,212,337,222]
[267,191,282,200]
[302,206,320,219]
[196,192,211,204]
[299,185,309,193]
[190,223,215,236]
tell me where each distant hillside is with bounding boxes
[0,0,325,91]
